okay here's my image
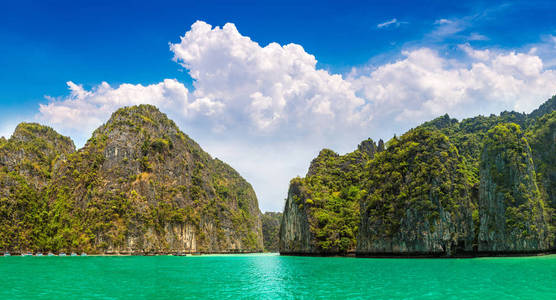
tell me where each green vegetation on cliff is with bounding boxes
[359,128,474,255]
[527,111,556,245]
[478,123,549,251]
[0,106,263,253]
[0,123,75,252]
[280,96,555,256]
[281,140,380,254]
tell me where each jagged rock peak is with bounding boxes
[280,96,555,257]
[0,122,75,183]
[93,105,183,137]
[306,149,339,177]
[10,122,75,150]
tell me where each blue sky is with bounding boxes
[2,0,554,111]
[1,0,555,211]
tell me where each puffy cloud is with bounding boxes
[169,21,368,136]
[459,44,491,60]
[41,21,554,144]
[349,46,556,125]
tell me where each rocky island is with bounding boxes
[0,105,263,254]
[280,96,555,257]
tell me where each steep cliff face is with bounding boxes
[0,123,75,251]
[478,123,549,252]
[0,106,263,254]
[45,105,263,253]
[527,111,556,247]
[358,129,474,256]
[280,139,381,255]
[279,180,313,254]
[280,96,555,257]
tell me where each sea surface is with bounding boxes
[1,253,555,299]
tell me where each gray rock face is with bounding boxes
[104,223,197,253]
[358,208,474,256]
[357,129,474,256]
[527,111,556,248]
[280,139,383,255]
[279,181,313,254]
[478,123,549,252]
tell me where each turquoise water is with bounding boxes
[1,254,555,299]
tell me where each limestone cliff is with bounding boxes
[280,139,381,255]
[280,96,555,257]
[358,129,474,256]
[46,105,263,253]
[478,123,549,252]
[0,123,75,251]
[0,106,263,254]
[0,123,75,188]
[279,180,314,254]
[527,111,556,247]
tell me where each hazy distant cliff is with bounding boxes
[0,105,263,254]
[261,212,282,252]
[280,96,555,256]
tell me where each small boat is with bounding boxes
[47,252,55,256]
[80,253,87,256]
[21,252,32,257]
[59,252,67,256]
[70,252,77,256]
[36,253,43,257]
[3,252,10,257]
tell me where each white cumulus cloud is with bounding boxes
[349,46,556,126]
[169,21,368,136]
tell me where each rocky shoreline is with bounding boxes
[280,250,556,258]
[4,250,265,256]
